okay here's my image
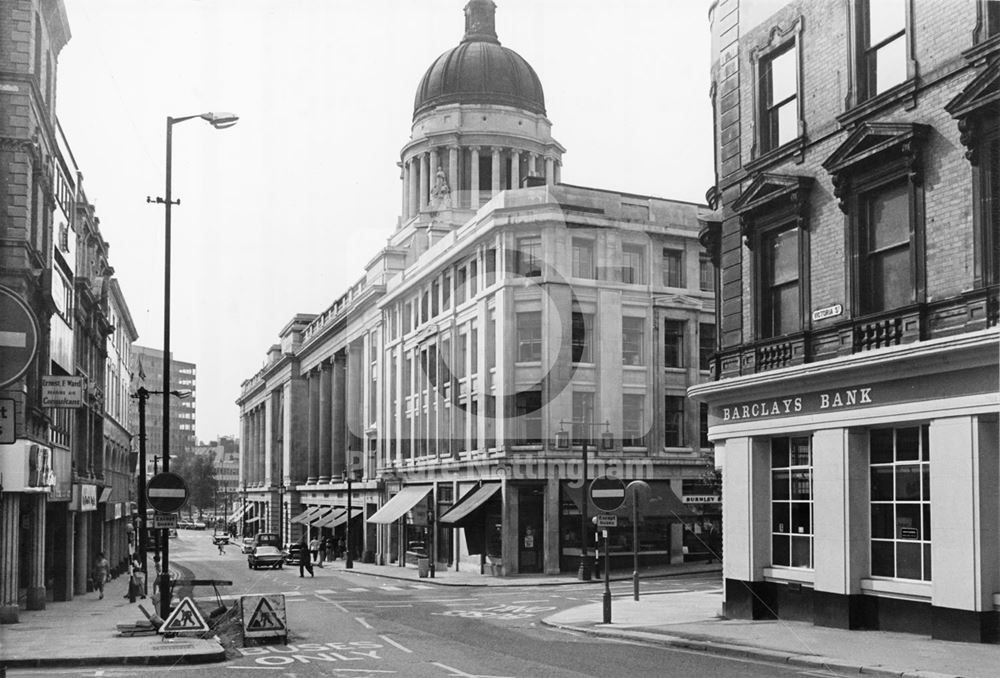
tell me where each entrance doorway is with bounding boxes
[517,485,544,573]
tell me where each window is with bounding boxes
[622,317,644,366]
[515,390,542,444]
[516,312,542,362]
[455,332,467,378]
[622,395,645,447]
[771,436,813,568]
[442,273,451,310]
[859,0,907,100]
[860,181,911,314]
[759,42,798,152]
[469,259,478,295]
[663,319,685,368]
[571,311,593,363]
[486,248,496,286]
[431,282,440,317]
[699,403,710,448]
[980,122,1000,286]
[664,396,685,447]
[663,248,684,287]
[870,425,930,581]
[760,227,801,337]
[455,266,467,305]
[516,236,542,277]
[421,291,429,324]
[403,302,412,334]
[699,323,716,371]
[989,0,1000,39]
[572,239,595,279]
[621,244,645,284]
[699,255,715,292]
[572,392,594,446]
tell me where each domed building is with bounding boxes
[237,1,715,579]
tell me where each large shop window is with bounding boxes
[771,436,813,568]
[870,425,931,581]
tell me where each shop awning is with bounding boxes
[229,505,247,522]
[288,508,315,524]
[326,507,363,528]
[291,506,326,525]
[367,485,432,524]
[313,508,345,528]
[439,483,500,525]
[245,516,261,524]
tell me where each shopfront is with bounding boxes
[690,331,1000,642]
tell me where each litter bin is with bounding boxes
[417,557,430,578]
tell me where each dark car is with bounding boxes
[248,545,284,569]
[284,542,306,566]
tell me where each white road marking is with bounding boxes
[280,591,304,597]
[355,617,373,629]
[378,634,413,653]
[349,587,370,592]
[316,589,337,594]
[373,604,412,608]
[225,667,282,671]
[432,663,514,678]
[410,584,432,589]
[380,585,403,591]
[507,600,549,604]
[315,593,350,613]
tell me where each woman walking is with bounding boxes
[93,552,109,600]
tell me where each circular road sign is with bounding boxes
[147,472,189,513]
[590,476,627,512]
[0,286,40,389]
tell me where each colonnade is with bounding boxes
[303,346,364,485]
[242,404,267,487]
[401,145,560,219]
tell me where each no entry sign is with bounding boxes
[589,476,626,512]
[0,286,40,389]
[147,472,189,513]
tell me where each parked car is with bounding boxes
[212,534,229,546]
[284,542,306,566]
[177,519,193,529]
[248,545,284,569]
[241,537,255,555]
[191,521,207,530]
[252,532,281,548]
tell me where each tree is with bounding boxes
[171,453,218,519]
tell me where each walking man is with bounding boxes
[298,535,314,577]
[93,552,109,600]
[309,536,321,567]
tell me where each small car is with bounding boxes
[192,521,207,530]
[241,538,254,554]
[284,542,306,566]
[212,534,229,546]
[248,545,284,569]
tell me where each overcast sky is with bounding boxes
[56,0,714,444]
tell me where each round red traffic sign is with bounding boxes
[590,475,627,512]
[0,286,40,389]
[147,472,189,513]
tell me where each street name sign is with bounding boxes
[147,472,188,513]
[590,476,626,512]
[0,286,39,389]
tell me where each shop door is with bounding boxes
[518,486,544,573]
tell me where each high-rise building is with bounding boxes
[130,346,197,467]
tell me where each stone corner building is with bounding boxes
[237,0,719,578]
[691,0,1000,643]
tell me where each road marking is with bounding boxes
[378,634,413,654]
[226,667,283,671]
[507,600,549,604]
[380,585,403,591]
[281,591,304,597]
[411,584,432,589]
[432,663,514,678]
[316,593,350,613]
[349,587,370,592]
[373,604,412,608]
[355,617,373,629]
[316,589,337,594]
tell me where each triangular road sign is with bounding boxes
[246,596,286,632]
[160,596,209,634]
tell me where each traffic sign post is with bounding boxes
[147,472,189,513]
[0,286,40,389]
[589,476,625,625]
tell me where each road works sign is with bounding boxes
[147,472,188,513]
[0,286,39,389]
[242,594,287,640]
[160,596,209,634]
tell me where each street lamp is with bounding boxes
[147,110,237,621]
[555,420,613,581]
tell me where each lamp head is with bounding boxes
[200,112,239,129]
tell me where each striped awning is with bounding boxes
[326,507,363,528]
[367,486,432,524]
[229,505,247,522]
[288,508,315,524]
[313,508,345,528]
[439,483,500,525]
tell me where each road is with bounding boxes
[9,531,849,678]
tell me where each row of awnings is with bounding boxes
[290,506,364,528]
[367,483,501,525]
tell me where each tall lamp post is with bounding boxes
[556,420,613,581]
[148,111,238,620]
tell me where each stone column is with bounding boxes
[307,371,319,484]
[319,360,332,484]
[347,341,364,466]
[470,147,480,207]
[528,151,537,177]
[257,406,265,486]
[75,511,89,595]
[26,493,46,609]
[429,148,439,194]
[491,147,501,196]
[0,493,20,623]
[332,353,347,478]
[408,158,419,219]
[554,160,561,184]
[449,146,459,208]
[545,156,555,185]
[401,162,409,220]
[510,149,520,189]
[419,152,429,211]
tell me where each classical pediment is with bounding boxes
[822,122,930,176]
[733,173,814,217]
[945,54,1000,119]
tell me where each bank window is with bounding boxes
[403,302,412,334]
[516,311,542,363]
[699,403,710,448]
[622,244,645,284]
[858,0,908,100]
[663,248,684,287]
[870,425,930,581]
[431,281,440,317]
[517,236,542,277]
[664,395,685,447]
[759,41,798,152]
[860,181,911,314]
[485,248,497,286]
[515,390,542,444]
[622,394,645,447]
[664,319,685,368]
[572,239,595,279]
[622,317,644,366]
[771,436,813,568]
[699,323,716,372]
[760,227,801,337]
[571,311,593,363]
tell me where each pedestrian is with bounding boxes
[324,535,334,562]
[336,536,345,560]
[298,536,314,578]
[318,537,327,565]
[309,536,320,566]
[94,552,109,600]
[218,539,226,555]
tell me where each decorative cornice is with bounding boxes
[733,173,814,247]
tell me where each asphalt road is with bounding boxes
[9,531,849,678]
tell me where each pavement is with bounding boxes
[3,556,998,676]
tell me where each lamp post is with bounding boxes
[556,420,613,581]
[148,111,238,620]
[344,471,354,569]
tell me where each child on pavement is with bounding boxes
[94,552,109,599]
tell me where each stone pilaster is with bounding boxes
[470,147,480,207]
[0,493,21,623]
[491,147,501,195]
[419,152,430,211]
[449,147,459,208]
[545,156,555,185]
[510,149,520,189]
[307,371,319,484]
[332,353,347,478]
[319,361,332,484]
[408,158,419,218]
[26,493,46,609]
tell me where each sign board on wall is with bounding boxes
[0,441,54,492]
[42,376,85,408]
[72,484,97,511]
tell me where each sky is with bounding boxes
[56,0,715,444]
